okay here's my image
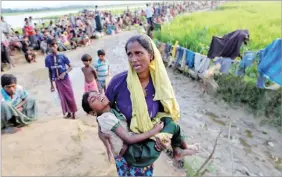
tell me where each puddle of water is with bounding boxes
[205,111,226,126]
[239,138,251,148]
[244,130,253,138]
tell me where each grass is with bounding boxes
[154,2,281,55]
[154,2,282,128]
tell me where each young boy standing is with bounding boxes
[81,54,98,92]
[93,49,110,93]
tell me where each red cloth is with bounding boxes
[24,26,35,36]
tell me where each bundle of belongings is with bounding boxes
[207,29,250,60]
[207,29,250,74]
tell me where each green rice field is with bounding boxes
[154,1,281,55]
[155,1,282,128]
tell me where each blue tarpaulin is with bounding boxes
[257,38,282,86]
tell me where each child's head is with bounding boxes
[82,91,110,116]
[97,49,105,60]
[81,54,92,66]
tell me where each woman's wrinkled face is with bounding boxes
[87,92,109,114]
[126,41,152,74]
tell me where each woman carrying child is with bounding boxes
[92,35,199,176]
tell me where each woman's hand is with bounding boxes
[119,143,128,157]
[153,122,164,133]
[155,137,171,152]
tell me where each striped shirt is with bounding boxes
[94,58,110,82]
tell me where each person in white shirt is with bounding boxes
[145,4,154,26]
[1,16,12,37]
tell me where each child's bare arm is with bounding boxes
[114,122,164,144]
[92,67,98,79]
[98,125,114,163]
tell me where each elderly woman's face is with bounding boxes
[126,41,152,74]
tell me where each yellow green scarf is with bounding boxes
[127,35,180,139]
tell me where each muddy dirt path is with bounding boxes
[2,31,281,176]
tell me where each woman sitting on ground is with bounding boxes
[7,33,23,54]
[1,74,37,134]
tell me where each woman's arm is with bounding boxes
[114,122,163,144]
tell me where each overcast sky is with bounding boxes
[2,1,148,9]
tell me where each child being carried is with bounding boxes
[82,91,200,165]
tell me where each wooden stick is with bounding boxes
[198,159,213,177]
[194,130,222,177]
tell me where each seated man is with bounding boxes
[7,33,23,54]
[21,36,37,63]
[1,74,37,134]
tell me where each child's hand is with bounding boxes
[153,122,164,132]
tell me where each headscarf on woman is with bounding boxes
[127,34,180,139]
